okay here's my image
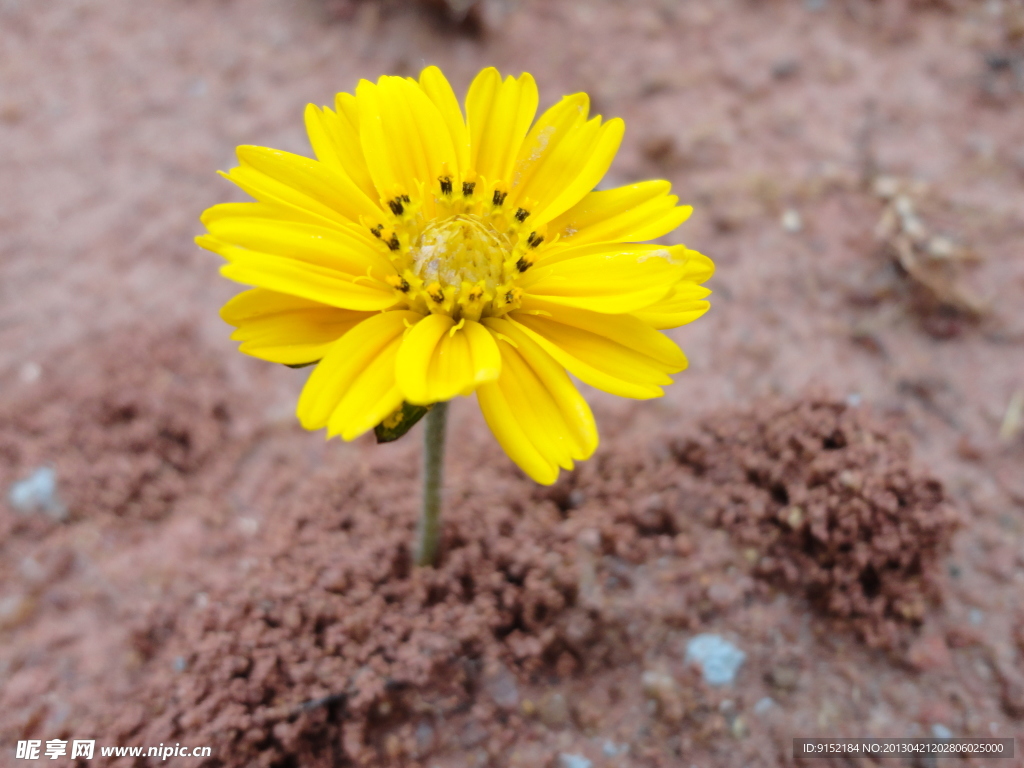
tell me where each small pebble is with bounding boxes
[781,209,802,233]
[685,634,746,686]
[483,662,520,710]
[0,594,34,630]
[19,361,41,383]
[602,740,627,757]
[237,517,259,535]
[753,696,775,715]
[414,722,435,756]
[845,392,862,407]
[969,609,985,626]
[926,235,957,259]
[558,754,592,768]
[8,466,67,520]
[730,714,748,738]
[537,692,570,728]
[641,669,685,722]
[173,656,188,672]
[932,723,952,739]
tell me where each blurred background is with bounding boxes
[1,1,1023,766]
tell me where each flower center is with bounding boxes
[377,178,550,322]
[411,215,509,299]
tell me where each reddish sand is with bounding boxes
[1,1,1023,766]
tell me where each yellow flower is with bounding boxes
[198,67,713,484]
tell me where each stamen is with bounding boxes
[439,176,453,196]
[386,275,411,293]
[388,203,527,321]
[388,198,405,216]
[462,181,476,197]
[527,231,544,248]
[370,224,384,239]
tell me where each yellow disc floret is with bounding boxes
[374,177,548,322]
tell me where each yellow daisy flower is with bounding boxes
[198,66,713,485]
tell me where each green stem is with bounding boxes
[415,401,448,567]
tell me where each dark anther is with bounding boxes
[515,207,529,223]
[492,189,508,206]
[388,198,405,216]
[516,257,531,273]
[429,289,444,303]
[527,232,544,248]
[439,177,453,196]
[370,224,384,239]
[387,235,401,251]
[398,278,411,293]
[462,181,476,197]
[401,194,410,204]
[505,290,515,302]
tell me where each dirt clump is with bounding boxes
[671,397,961,649]
[0,324,236,525]
[86,396,961,766]
[105,449,590,767]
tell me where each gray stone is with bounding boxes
[753,696,775,715]
[685,634,745,686]
[483,661,519,710]
[602,740,628,757]
[8,466,67,520]
[558,754,592,768]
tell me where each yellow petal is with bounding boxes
[466,68,539,183]
[485,317,598,459]
[326,342,405,441]
[516,115,618,228]
[477,318,597,484]
[418,66,470,181]
[233,145,382,223]
[631,282,712,330]
[201,201,336,230]
[508,307,688,399]
[357,76,459,204]
[395,314,501,405]
[220,288,372,365]
[509,93,587,194]
[519,243,683,313]
[203,216,389,277]
[204,238,399,312]
[297,310,421,432]
[547,181,692,246]
[304,103,379,202]
[508,92,624,226]
[679,248,715,284]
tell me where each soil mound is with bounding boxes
[0,324,235,526]
[95,396,957,766]
[671,398,961,648]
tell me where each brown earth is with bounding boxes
[1,0,1024,766]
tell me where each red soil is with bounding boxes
[2,1,1023,766]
